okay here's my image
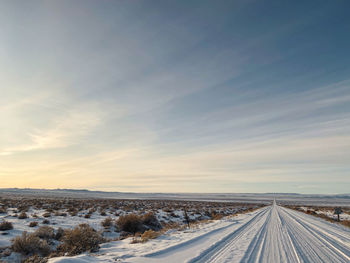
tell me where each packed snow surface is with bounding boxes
[49,201,350,263]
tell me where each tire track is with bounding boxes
[188,203,350,263]
[278,206,350,262]
[189,206,271,263]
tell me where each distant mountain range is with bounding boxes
[1,188,349,206]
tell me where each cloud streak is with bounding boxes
[1,1,350,193]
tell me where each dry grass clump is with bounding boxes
[55,227,65,241]
[58,224,104,256]
[117,212,162,239]
[211,212,224,220]
[18,212,28,219]
[42,219,50,225]
[34,226,55,240]
[29,221,38,228]
[101,217,113,228]
[11,232,50,256]
[100,211,107,216]
[17,205,29,212]
[117,214,144,234]
[141,230,160,242]
[0,220,13,231]
[341,220,350,228]
[142,212,161,231]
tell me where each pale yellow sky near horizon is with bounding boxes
[1,1,350,194]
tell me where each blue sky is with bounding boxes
[0,0,349,193]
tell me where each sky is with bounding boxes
[0,0,349,194]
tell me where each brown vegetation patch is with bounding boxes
[0,220,13,231]
[58,224,104,256]
[11,232,50,256]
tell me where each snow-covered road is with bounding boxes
[49,202,350,263]
[188,201,350,263]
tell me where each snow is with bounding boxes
[0,207,120,248]
[0,198,253,252]
[48,201,350,263]
[298,206,350,221]
[2,192,350,262]
[1,252,21,263]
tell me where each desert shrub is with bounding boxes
[0,220,13,231]
[34,226,55,240]
[42,219,50,225]
[100,211,107,216]
[58,224,104,256]
[29,222,38,228]
[55,227,65,241]
[141,230,159,242]
[18,212,28,219]
[117,214,144,234]
[11,232,50,256]
[101,217,113,228]
[19,206,30,212]
[211,212,224,220]
[142,213,161,230]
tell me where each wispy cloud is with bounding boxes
[0,99,103,155]
[1,1,350,193]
